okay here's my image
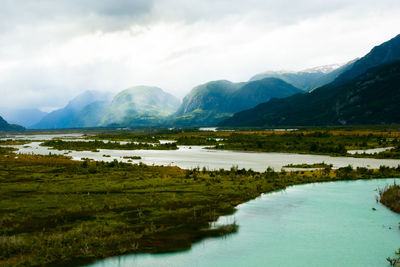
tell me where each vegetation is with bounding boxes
[1,144,400,266]
[175,136,218,146]
[88,132,160,143]
[122,156,142,160]
[46,129,400,158]
[379,184,400,266]
[283,162,332,169]
[40,140,178,151]
[211,131,400,158]
[0,140,30,146]
[379,183,400,214]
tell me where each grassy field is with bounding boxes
[1,144,400,266]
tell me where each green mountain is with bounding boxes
[172,78,302,126]
[220,60,400,127]
[231,78,304,111]
[32,91,112,129]
[100,86,180,127]
[0,116,25,132]
[220,34,400,127]
[176,80,243,115]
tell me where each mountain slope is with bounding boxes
[335,34,400,84]
[100,86,180,127]
[219,60,400,127]
[0,116,25,132]
[230,78,303,112]
[32,91,112,129]
[220,34,400,127]
[69,101,110,128]
[308,60,356,90]
[172,78,302,126]
[176,80,243,116]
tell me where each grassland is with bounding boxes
[1,143,400,266]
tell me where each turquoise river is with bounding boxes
[87,178,400,267]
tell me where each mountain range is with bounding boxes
[219,34,400,127]
[3,33,399,130]
[31,86,180,129]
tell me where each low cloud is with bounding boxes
[0,0,400,109]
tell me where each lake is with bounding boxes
[87,179,400,267]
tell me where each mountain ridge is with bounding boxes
[0,116,25,132]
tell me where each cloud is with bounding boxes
[0,0,400,109]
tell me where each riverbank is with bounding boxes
[379,184,400,266]
[1,146,400,266]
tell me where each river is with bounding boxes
[87,179,400,267]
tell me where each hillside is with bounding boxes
[219,34,400,127]
[334,34,400,84]
[172,78,302,126]
[219,60,400,127]
[100,86,180,127]
[0,116,25,132]
[69,101,110,128]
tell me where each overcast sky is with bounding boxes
[1,0,400,111]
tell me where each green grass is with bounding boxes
[379,184,400,266]
[283,162,332,168]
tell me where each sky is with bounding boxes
[1,0,400,111]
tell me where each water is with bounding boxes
[11,142,400,171]
[87,179,400,267]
